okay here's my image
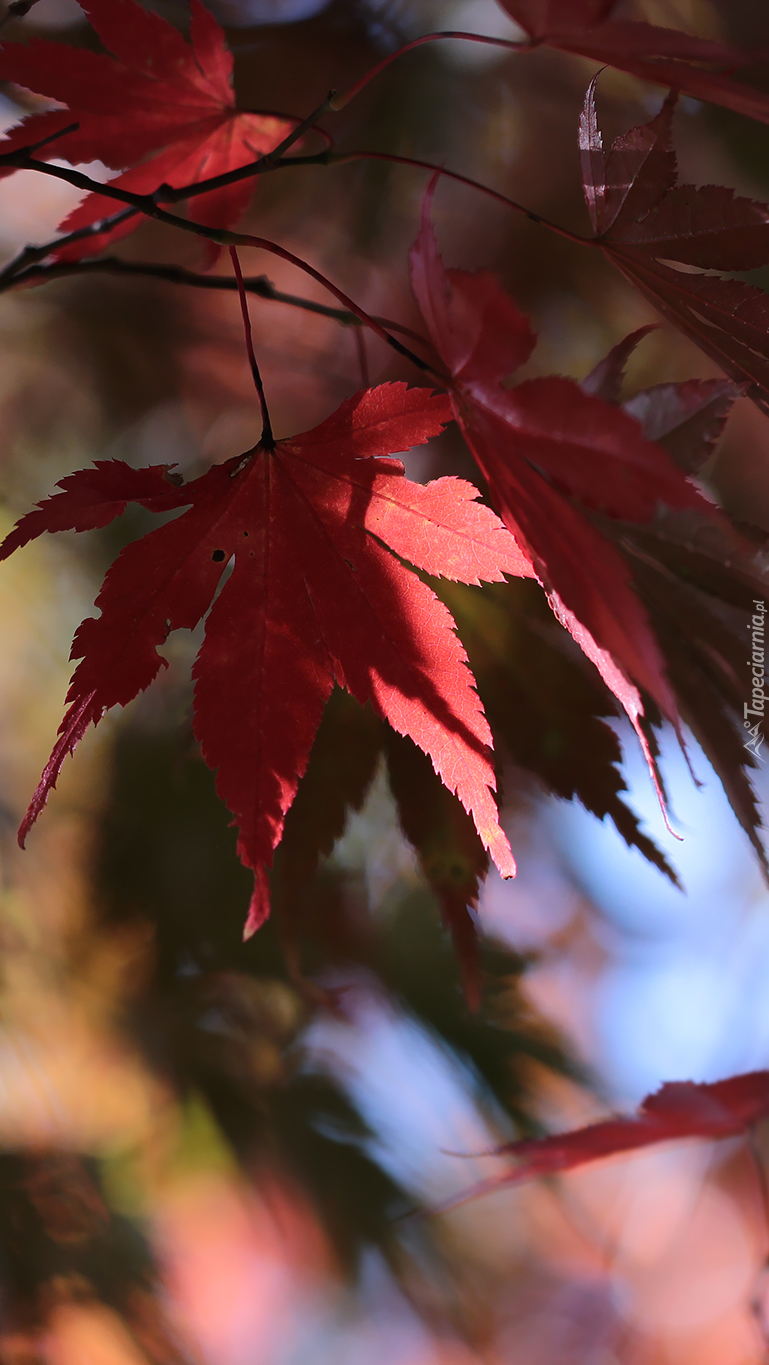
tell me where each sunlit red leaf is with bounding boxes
[0,0,295,255]
[409,180,725,799]
[0,384,529,932]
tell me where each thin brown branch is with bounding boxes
[0,131,332,213]
[2,257,430,347]
[0,120,81,176]
[331,150,591,247]
[4,154,443,377]
[0,206,140,289]
[353,323,370,388]
[229,246,273,447]
[330,31,534,110]
[154,116,335,206]
[249,92,335,167]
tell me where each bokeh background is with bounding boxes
[2,0,769,1362]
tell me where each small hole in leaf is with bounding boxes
[212,549,226,562]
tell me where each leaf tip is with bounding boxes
[243,864,271,939]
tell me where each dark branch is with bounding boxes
[0,125,587,371]
[0,205,140,290]
[1,256,432,346]
[0,120,81,167]
[0,130,332,210]
[330,150,590,247]
[330,31,534,109]
[3,154,441,376]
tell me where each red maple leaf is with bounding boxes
[580,80,769,413]
[409,181,722,797]
[0,384,530,932]
[0,0,295,257]
[449,1071,769,1203]
[500,1,769,125]
[581,325,746,472]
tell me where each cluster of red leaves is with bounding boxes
[0,0,295,256]
[409,179,746,823]
[0,0,768,982]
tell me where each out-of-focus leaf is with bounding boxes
[376,892,581,1137]
[92,716,581,1286]
[453,1070,769,1201]
[384,727,489,1010]
[271,688,383,938]
[0,1151,187,1363]
[619,525,769,877]
[439,577,678,883]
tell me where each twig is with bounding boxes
[330,149,591,247]
[353,323,369,388]
[0,205,144,291]
[2,154,442,376]
[150,114,335,208]
[329,31,535,110]
[1,124,590,366]
[248,91,336,168]
[229,246,273,448]
[1,121,81,157]
[0,134,332,213]
[8,257,362,319]
[4,120,78,156]
[1,255,430,342]
[0,145,332,286]
[0,122,586,250]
